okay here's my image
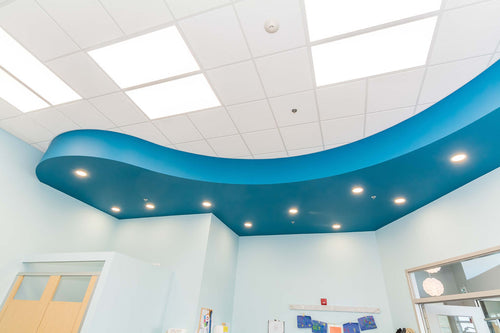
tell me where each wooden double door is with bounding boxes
[0,274,97,333]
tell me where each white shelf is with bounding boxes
[289,304,380,314]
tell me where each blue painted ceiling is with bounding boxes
[36,61,500,235]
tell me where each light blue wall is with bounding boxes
[0,129,116,301]
[111,214,213,333]
[197,215,239,328]
[376,167,500,331]
[231,232,394,333]
[0,129,116,261]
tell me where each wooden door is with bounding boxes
[0,274,97,333]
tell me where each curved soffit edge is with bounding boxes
[35,61,500,235]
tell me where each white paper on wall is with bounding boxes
[268,320,284,333]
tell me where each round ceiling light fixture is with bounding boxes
[145,203,155,210]
[264,19,280,33]
[244,221,253,228]
[352,186,364,194]
[202,201,212,208]
[450,153,467,163]
[74,169,88,178]
[332,223,341,230]
[394,197,406,205]
[422,277,445,297]
[289,207,299,215]
[111,206,121,213]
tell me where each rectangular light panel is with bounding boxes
[305,0,441,41]
[126,74,220,119]
[0,28,80,107]
[0,68,49,112]
[312,17,437,86]
[89,26,200,88]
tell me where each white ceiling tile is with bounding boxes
[189,107,238,138]
[445,0,491,10]
[153,115,203,143]
[57,100,115,129]
[107,127,124,133]
[287,146,323,157]
[175,140,216,156]
[29,108,79,136]
[325,143,347,150]
[179,6,250,68]
[234,0,306,57]
[227,100,276,133]
[89,92,147,126]
[269,90,318,127]
[46,52,120,98]
[490,53,500,66]
[316,80,366,120]
[415,103,435,114]
[430,0,500,64]
[99,0,173,35]
[280,122,322,150]
[31,143,43,151]
[419,55,490,104]
[120,122,170,146]
[37,0,123,48]
[34,140,51,151]
[208,134,251,157]
[254,151,288,159]
[255,48,314,97]
[0,115,53,143]
[206,61,266,104]
[0,98,22,119]
[365,107,414,136]
[321,115,364,145]
[242,128,284,154]
[164,0,231,19]
[367,68,425,112]
[0,0,79,61]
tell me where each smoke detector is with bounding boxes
[264,19,280,33]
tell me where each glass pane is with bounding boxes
[53,276,91,302]
[14,276,50,300]
[22,261,104,274]
[410,251,500,298]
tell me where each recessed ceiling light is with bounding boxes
[394,197,406,205]
[244,221,253,228]
[312,17,437,86]
[145,203,155,210]
[88,26,199,88]
[0,68,49,112]
[450,153,467,163]
[289,207,299,215]
[352,186,364,194]
[0,28,80,107]
[111,206,121,213]
[332,223,342,230]
[74,169,88,178]
[202,201,212,208]
[305,0,440,41]
[126,74,220,119]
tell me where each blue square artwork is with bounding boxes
[297,315,312,328]
[312,320,327,333]
[343,322,361,333]
[358,316,377,330]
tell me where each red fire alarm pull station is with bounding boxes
[321,298,327,305]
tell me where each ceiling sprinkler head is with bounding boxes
[264,19,280,33]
